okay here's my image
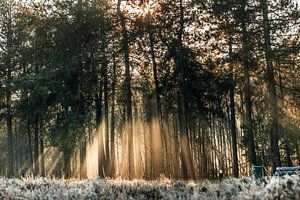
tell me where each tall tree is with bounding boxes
[240,0,257,166]
[228,33,239,178]
[177,0,195,179]
[143,4,164,178]
[117,0,134,179]
[0,0,15,177]
[260,0,281,172]
[34,116,39,176]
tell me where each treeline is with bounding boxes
[0,0,299,179]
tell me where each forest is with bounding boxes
[0,0,299,182]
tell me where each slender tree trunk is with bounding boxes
[34,116,39,176]
[284,142,293,167]
[97,79,105,177]
[27,119,33,175]
[14,120,19,175]
[177,0,195,179]
[80,137,87,179]
[110,52,117,177]
[147,18,161,120]
[5,0,14,178]
[144,93,152,179]
[103,55,110,176]
[147,94,153,178]
[147,18,164,178]
[6,57,14,178]
[117,0,134,179]
[64,151,71,179]
[40,118,45,177]
[278,72,292,167]
[110,101,116,177]
[172,113,180,178]
[241,1,257,166]
[228,33,239,178]
[261,0,281,172]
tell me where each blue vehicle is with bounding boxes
[274,166,300,176]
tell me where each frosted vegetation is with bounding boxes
[0,175,300,199]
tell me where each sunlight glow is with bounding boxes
[86,132,99,178]
[120,0,156,18]
[47,150,63,176]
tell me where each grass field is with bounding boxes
[0,175,299,199]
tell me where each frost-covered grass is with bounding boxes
[0,175,299,199]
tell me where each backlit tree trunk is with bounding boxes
[261,0,281,172]
[228,33,239,178]
[97,78,105,177]
[146,16,163,178]
[5,0,14,178]
[34,116,39,176]
[110,51,117,177]
[117,0,134,179]
[241,0,257,166]
[27,119,33,175]
[40,118,45,177]
[178,0,195,179]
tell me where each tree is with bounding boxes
[117,0,134,179]
[0,0,16,177]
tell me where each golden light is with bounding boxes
[119,0,155,18]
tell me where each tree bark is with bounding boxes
[147,18,164,178]
[103,52,110,176]
[228,33,239,178]
[145,93,153,179]
[117,0,134,179]
[27,119,33,175]
[241,0,257,166]
[64,151,71,179]
[177,0,195,179]
[80,137,87,179]
[261,0,281,172]
[110,51,117,177]
[285,142,293,167]
[14,120,19,175]
[97,78,105,177]
[34,116,39,176]
[5,0,14,178]
[40,118,45,177]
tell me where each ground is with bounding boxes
[0,175,300,199]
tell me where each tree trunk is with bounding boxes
[103,55,110,176]
[97,79,105,177]
[284,142,293,167]
[177,0,195,179]
[6,0,14,178]
[14,120,19,175]
[147,18,161,121]
[241,0,257,166]
[228,33,239,178]
[147,18,164,178]
[27,119,33,175]
[110,52,117,177]
[40,118,45,177]
[80,137,87,179]
[117,0,134,179]
[147,94,153,178]
[261,0,281,172]
[144,94,152,179]
[34,116,39,176]
[64,151,71,179]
